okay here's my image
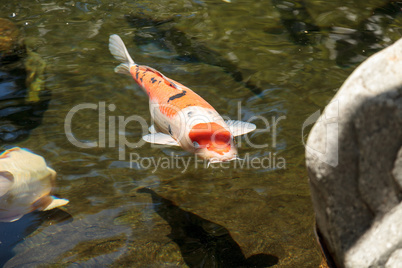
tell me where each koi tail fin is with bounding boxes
[109,34,135,75]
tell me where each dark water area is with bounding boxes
[0,0,401,267]
[0,54,51,143]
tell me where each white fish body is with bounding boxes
[0,147,69,222]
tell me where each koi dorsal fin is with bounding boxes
[141,66,183,91]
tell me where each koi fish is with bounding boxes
[0,147,69,222]
[109,34,256,163]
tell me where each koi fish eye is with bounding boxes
[193,141,200,149]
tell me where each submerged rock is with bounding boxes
[0,147,69,222]
[306,37,402,267]
[0,18,49,142]
[0,18,25,61]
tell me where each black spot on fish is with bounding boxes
[167,90,187,103]
[158,81,161,84]
[140,72,146,83]
[151,77,157,84]
[168,125,172,135]
[187,111,193,117]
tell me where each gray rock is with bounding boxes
[385,248,402,268]
[306,37,402,267]
[345,203,402,267]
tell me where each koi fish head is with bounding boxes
[189,122,238,162]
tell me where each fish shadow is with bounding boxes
[138,188,278,268]
[0,208,72,267]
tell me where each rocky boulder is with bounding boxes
[306,37,402,267]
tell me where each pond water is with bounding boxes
[0,0,401,267]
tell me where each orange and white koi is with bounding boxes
[109,34,256,163]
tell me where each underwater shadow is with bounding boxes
[138,188,278,268]
[0,208,72,267]
[270,0,321,46]
[125,14,265,97]
[0,51,51,143]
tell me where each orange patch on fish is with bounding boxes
[129,65,215,118]
[0,147,21,158]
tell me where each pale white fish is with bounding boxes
[0,147,69,222]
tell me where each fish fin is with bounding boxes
[0,147,21,158]
[142,133,180,146]
[109,35,184,91]
[226,120,256,136]
[38,196,69,211]
[115,63,131,75]
[0,214,24,222]
[109,34,135,75]
[143,66,183,91]
[166,79,182,91]
[0,171,14,196]
[149,125,157,134]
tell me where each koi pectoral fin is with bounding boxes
[33,195,69,211]
[0,213,24,222]
[142,133,180,146]
[43,196,69,211]
[226,120,256,136]
[148,125,157,134]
